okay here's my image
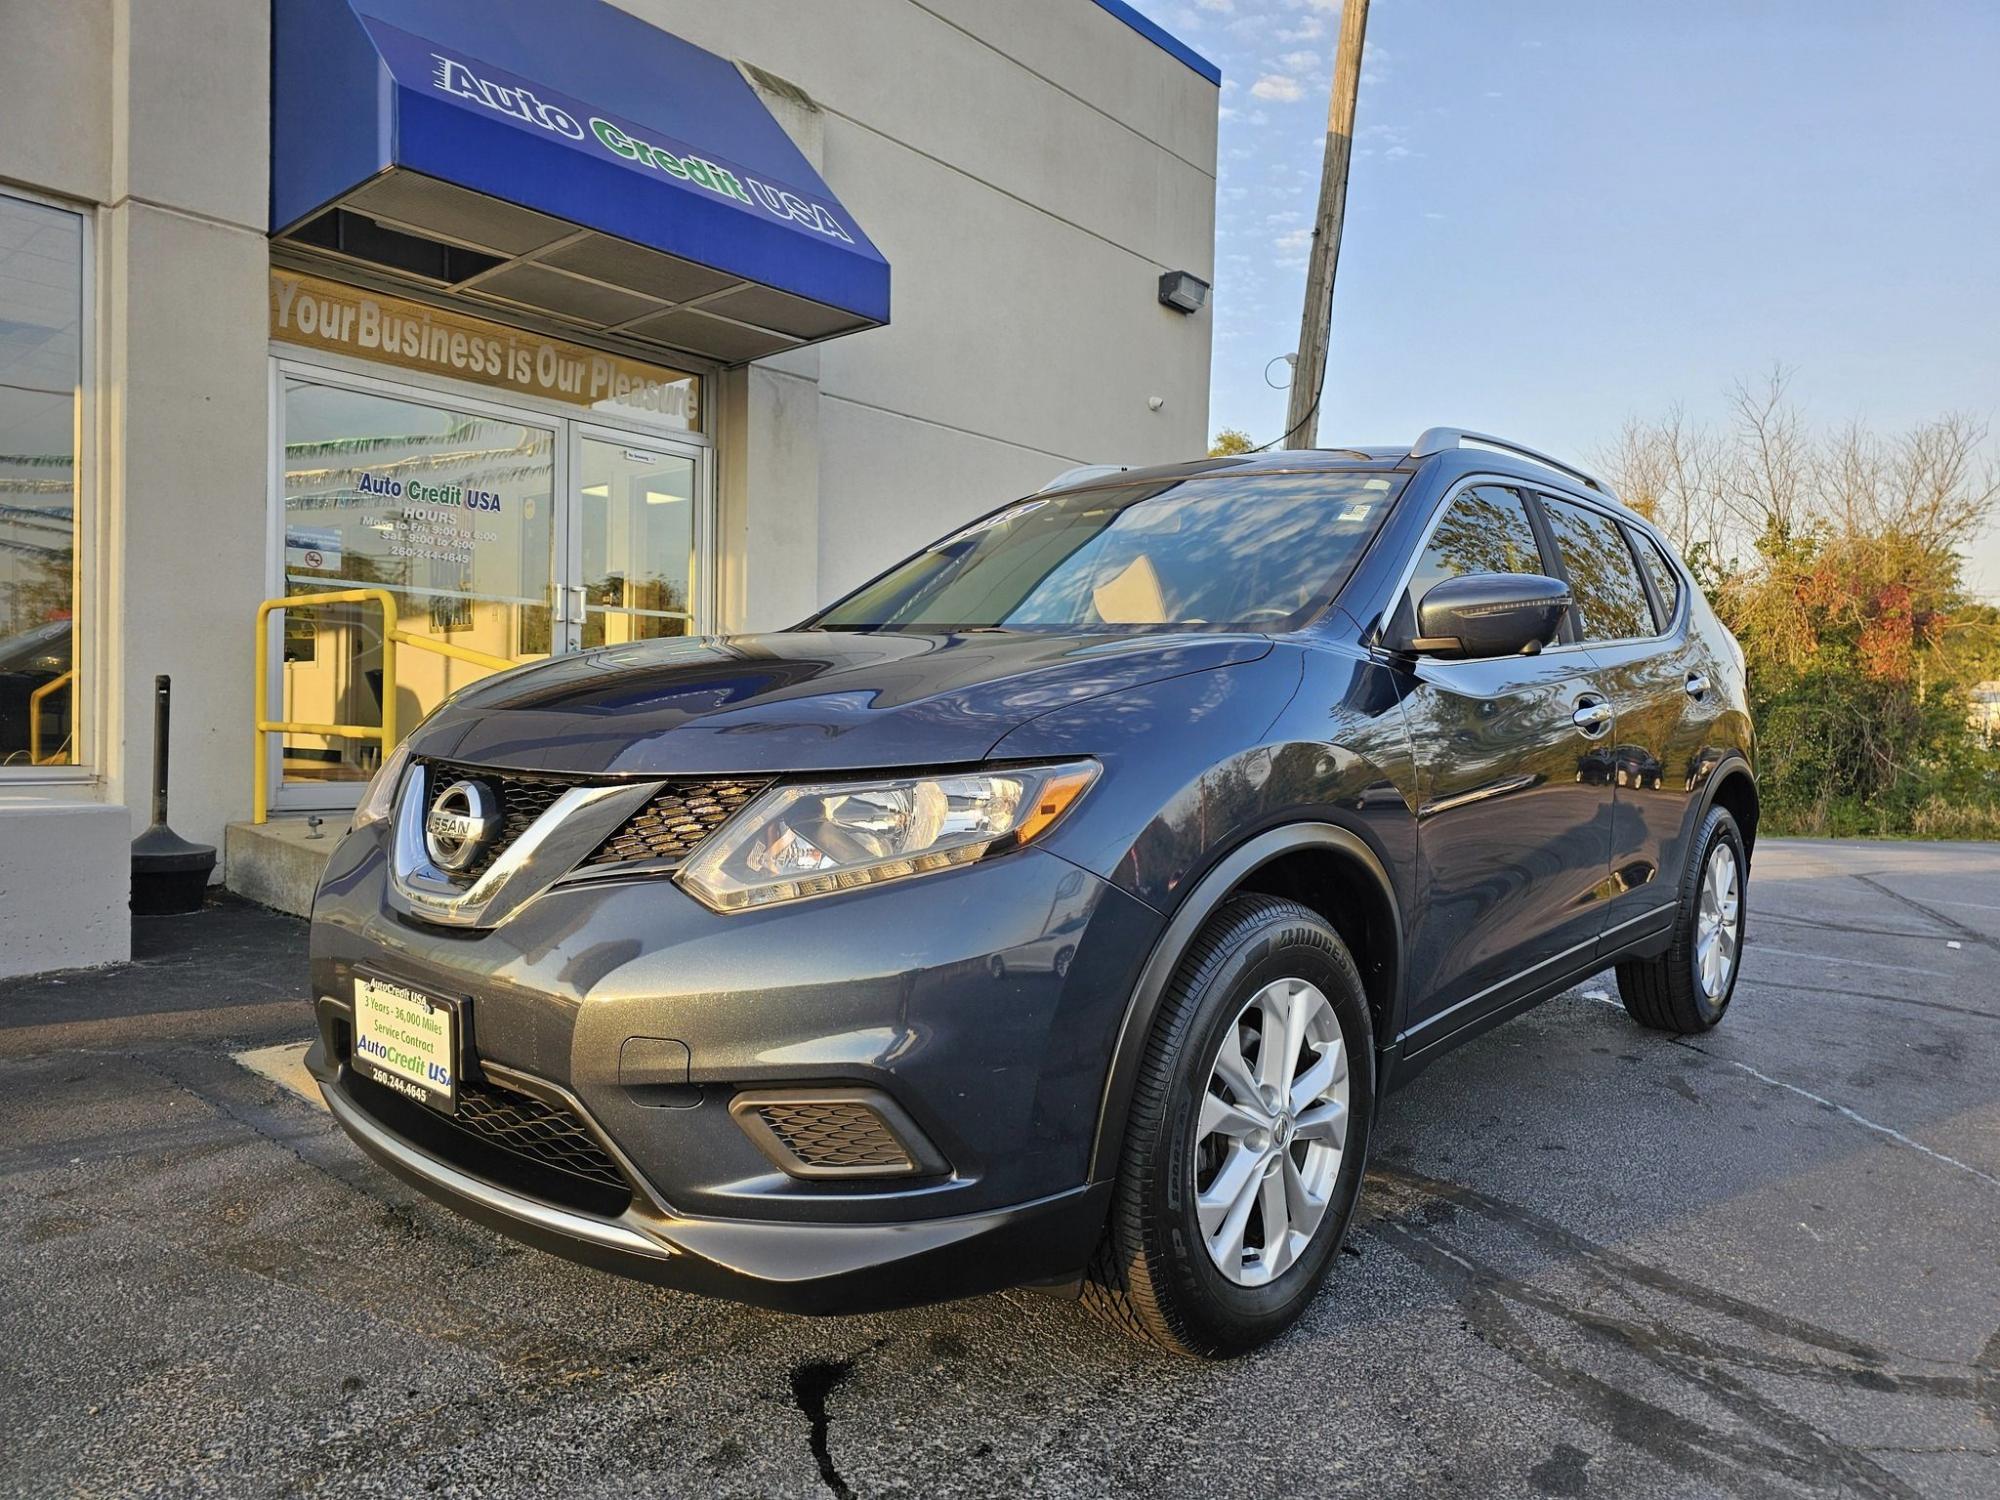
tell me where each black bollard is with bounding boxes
[130,674,218,915]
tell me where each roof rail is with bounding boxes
[1039,463,1133,492]
[1408,428,1612,496]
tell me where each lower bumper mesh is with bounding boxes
[342,1064,633,1218]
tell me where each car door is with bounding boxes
[1539,499,1714,936]
[1393,483,1619,1042]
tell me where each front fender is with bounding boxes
[992,642,1420,1182]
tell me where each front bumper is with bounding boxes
[310,1037,1112,1312]
[308,829,1159,1311]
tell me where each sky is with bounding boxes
[1125,0,2000,590]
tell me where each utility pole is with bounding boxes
[1284,0,1370,450]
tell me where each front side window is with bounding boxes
[1540,496,1655,642]
[0,193,85,768]
[1407,485,1546,610]
[813,472,1407,633]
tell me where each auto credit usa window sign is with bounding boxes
[362,18,859,246]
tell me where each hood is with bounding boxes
[407,630,1273,776]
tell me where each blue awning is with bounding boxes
[271,0,890,364]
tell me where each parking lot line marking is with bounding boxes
[1726,1062,2000,1192]
[1745,945,1952,978]
[1571,990,2000,1188]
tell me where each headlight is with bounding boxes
[677,761,1099,912]
[349,741,412,833]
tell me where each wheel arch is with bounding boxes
[1704,758,1760,861]
[1086,823,1404,1183]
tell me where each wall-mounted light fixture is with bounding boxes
[1157,269,1209,315]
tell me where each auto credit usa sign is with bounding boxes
[363,19,860,246]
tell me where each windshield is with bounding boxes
[812,471,1406,633]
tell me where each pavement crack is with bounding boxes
[790,1356,859,1499]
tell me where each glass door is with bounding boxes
[266,366,712,811]
[564,430,706,649]
[275,375,558,800]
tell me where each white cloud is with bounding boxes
[1250,73,1304,102]
[1196,0,1234,11]
[1277,49,1320,72]
[1277,18,1325,43]
[1275,227,1313,256]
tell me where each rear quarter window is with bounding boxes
[1633,530,1684,629]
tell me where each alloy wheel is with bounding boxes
[1696,843,1741,999]
[1193,977,1350,1287]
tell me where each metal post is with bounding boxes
[151,675,172,826]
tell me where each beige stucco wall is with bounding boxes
[0,0,1216,973]
[2,0,273,967]
[627,0,1218,607]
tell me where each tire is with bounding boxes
[1083,895,1375,1358]
[1616,806,1746,1034]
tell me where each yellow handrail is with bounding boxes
[28,669,75,766]
[253,588,514,823]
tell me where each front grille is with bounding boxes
[584,779,768,867]
[421,761,573,883]
[417,762,767,881]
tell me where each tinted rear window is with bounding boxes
[813,472,1408,633]
[1540,496,1656,641]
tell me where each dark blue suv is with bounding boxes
[307,429,1756,1356]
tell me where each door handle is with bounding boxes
[1572,700,1614,736]
[1684,672,1710,700]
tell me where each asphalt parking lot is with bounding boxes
[2,839,1997,1499]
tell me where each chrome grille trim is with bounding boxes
[387,763,663,928]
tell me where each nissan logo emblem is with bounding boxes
[424,779,502,872]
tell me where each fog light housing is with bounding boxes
[728,1087,947,1179]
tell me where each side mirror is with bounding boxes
[1395,572,1570,659]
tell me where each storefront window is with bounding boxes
[280,378,555,785]
[0,193,85,768]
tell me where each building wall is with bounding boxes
[630,0,1218,609]
[0,0,1216,974]
[1,0,275,971]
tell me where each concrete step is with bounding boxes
[224,817,339,918]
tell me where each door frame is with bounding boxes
[264,354,716,811]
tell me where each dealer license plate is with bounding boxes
[352,977,460,1114]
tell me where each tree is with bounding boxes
[1209,429,1254,456]
[1598,374,2000,836]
